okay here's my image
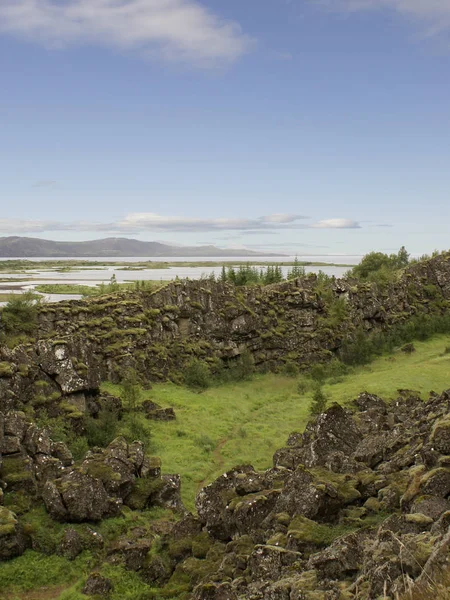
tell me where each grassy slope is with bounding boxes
[104,335,450,510]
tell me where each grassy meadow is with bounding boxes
[104,334,450,510]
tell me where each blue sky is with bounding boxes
[1,0,450,256]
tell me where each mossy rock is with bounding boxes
[431,417,450,454]
[266,532,287,547]
[82,461,121,484]
[405,513,434,526]
[125,477,164,511]
[167,535,194,560]
[0,361,14,377]
[364,497,381,513]
[311,468,361,505]
[288,516,336,547]
[1,456,34,491]
[0,507,18,537]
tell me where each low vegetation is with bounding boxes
[0,291,40,346]
[99,334,450,509]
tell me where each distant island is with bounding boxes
[0,236,283,258]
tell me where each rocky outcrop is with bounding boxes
[41,436,184,522]
[0,409,73,499]
[150,389,450,599]
[0,411,183,537]
[2,252,450,414]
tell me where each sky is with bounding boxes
[1,0,450,256]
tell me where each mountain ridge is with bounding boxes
[0,236,282,258]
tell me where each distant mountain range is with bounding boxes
[0,236,281,258]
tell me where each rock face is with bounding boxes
[153,390,450,600]
[2,252,450,413]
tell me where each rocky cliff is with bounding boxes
[2,252,450,414]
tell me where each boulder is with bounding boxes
[411,496,450,520]
[142,400,176,421]
[274,467,331,521]
[431,417,450,454]
[0,507,30,560]
[307,531,367,579]
[299,404,361,469]
[3,411,27,439]
[82,573,113,596]
[192,582,238,600]
[43,470,120,522]
[196,466,257,539]
[420,468,450,497]
[58,528,83,560]
[107,538,153,571]
[247,545,301,581]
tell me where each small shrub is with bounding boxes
[237,427,248,439]
[120,370,142,412]
[297,380,309,395]
[283,361,300,378]
[84,409,119,448]
[195,434,215,453]
[310,364,327,384]
[69,436,89,461]
[184,359,211,391]
[309,385,328,416]
[121,415,152,446]
[1,291,40,336]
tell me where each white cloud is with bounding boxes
[312,218,361,229]
[102,212,310,232]
[322,0,450,35]
[0,0,253,67]
[0,213,362,234]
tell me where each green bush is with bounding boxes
[195,434,215,453]
[120,371,142,412]
[339,312,450,367]
[349,246,410,283]
[120,414,152,447]
[183,359,211,391]
[0,291,40,336]
[309,385,328,416]
[297,379,309,395]
[84,408,119,449]
[282,361,300,378]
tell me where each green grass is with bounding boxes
[0,551,92,598]
[103,335,450,510]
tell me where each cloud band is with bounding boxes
[0,213,361,234]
